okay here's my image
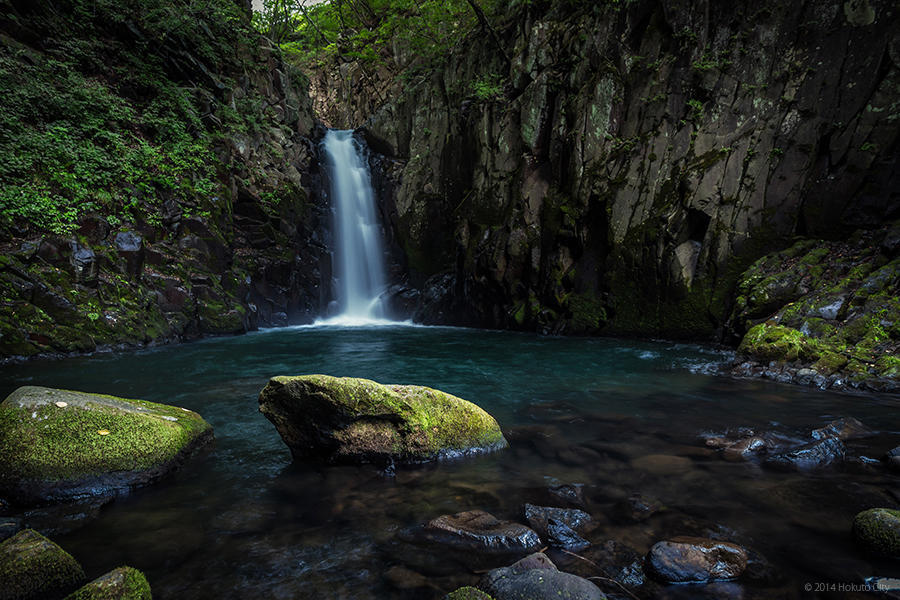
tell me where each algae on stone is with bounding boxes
[0,386,213,505]
[444,587,494,600]
[64,566,152,600]
[0,529,85,600]
[853,508,900,557]
[258,374,507,464]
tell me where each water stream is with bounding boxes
[2,326,898,599]
[321,129,389,324]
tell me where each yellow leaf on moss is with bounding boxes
[97,429,110,436]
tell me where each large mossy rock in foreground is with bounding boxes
[0,529,85,600]
[0,386,213,505]
[258,375,507,464]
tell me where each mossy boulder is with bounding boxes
[0,386,213,505]
[64,566,151,600]
[258,375,507,464]
[852,508,900,557]
[738,322,820,363]
[0,529,85,600]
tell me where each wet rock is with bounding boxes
[0,518,22,543]
[480,552,606,600]
[114,231,145,280]
[0,529,85,600]
[613,493,665,522]
[548,483,586,508]
[444,587,494,600]
[886,447,900,472]
[64,566,151,600]
[722,436,770,461]
[0,386,213,505]
[523,504,592,542]
[811,416,872,441]
[69,241,98,287]
[853,508,900,557]
[764,437,845,471]
[423,510,541,557]
[257,375,507,464]
[646,536,748,583]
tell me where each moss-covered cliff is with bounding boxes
[0,0,328,359]
[310,0,898,340]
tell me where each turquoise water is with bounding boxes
[2,325,898,598]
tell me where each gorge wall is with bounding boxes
[0,0,331,359]
[320,0,899,341]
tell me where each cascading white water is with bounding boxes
[321,129,388,323]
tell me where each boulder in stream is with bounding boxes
[0,529,85,600]
[764,437,845,471]
[422,510,541,557]
[853,508,900,557]
[0,386,213,505]
[258,375,507,464]
[811,417,872,441]
[646,536,748,583]
[480,552,607,600]
[523,504,592,551]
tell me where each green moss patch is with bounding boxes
[853,508,900,557]
[732,227,899,386]
[0,529,85,600]
[738,323,820,363]
[444,587,494,600]
[259,375,507,464]
[64,566,151,600]
[0,386,212,504]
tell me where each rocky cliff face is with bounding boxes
[0,0,331,359]
[337,0,899,339]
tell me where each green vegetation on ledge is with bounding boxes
[731,223,900,389]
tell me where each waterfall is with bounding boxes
[321,129,389,323]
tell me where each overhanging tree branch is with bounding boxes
[464,0,510,68]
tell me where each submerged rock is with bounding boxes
[423,510,541,557]
[764,437,845,471]
[811,417,872,441]
[0,529,85,600]
[523,504,592,551]
[64,566,151,600]
[0,386,213,505]
[646,536,748,583]
[480,552,606,600]
[258,375,507,464]
[613,493,665,522]
[853,508,900,557]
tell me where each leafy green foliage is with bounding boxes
[256,0,502,75]
[471,74,505,101]
[0,0,261,235]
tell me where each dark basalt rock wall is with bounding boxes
[348,0,899,339]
